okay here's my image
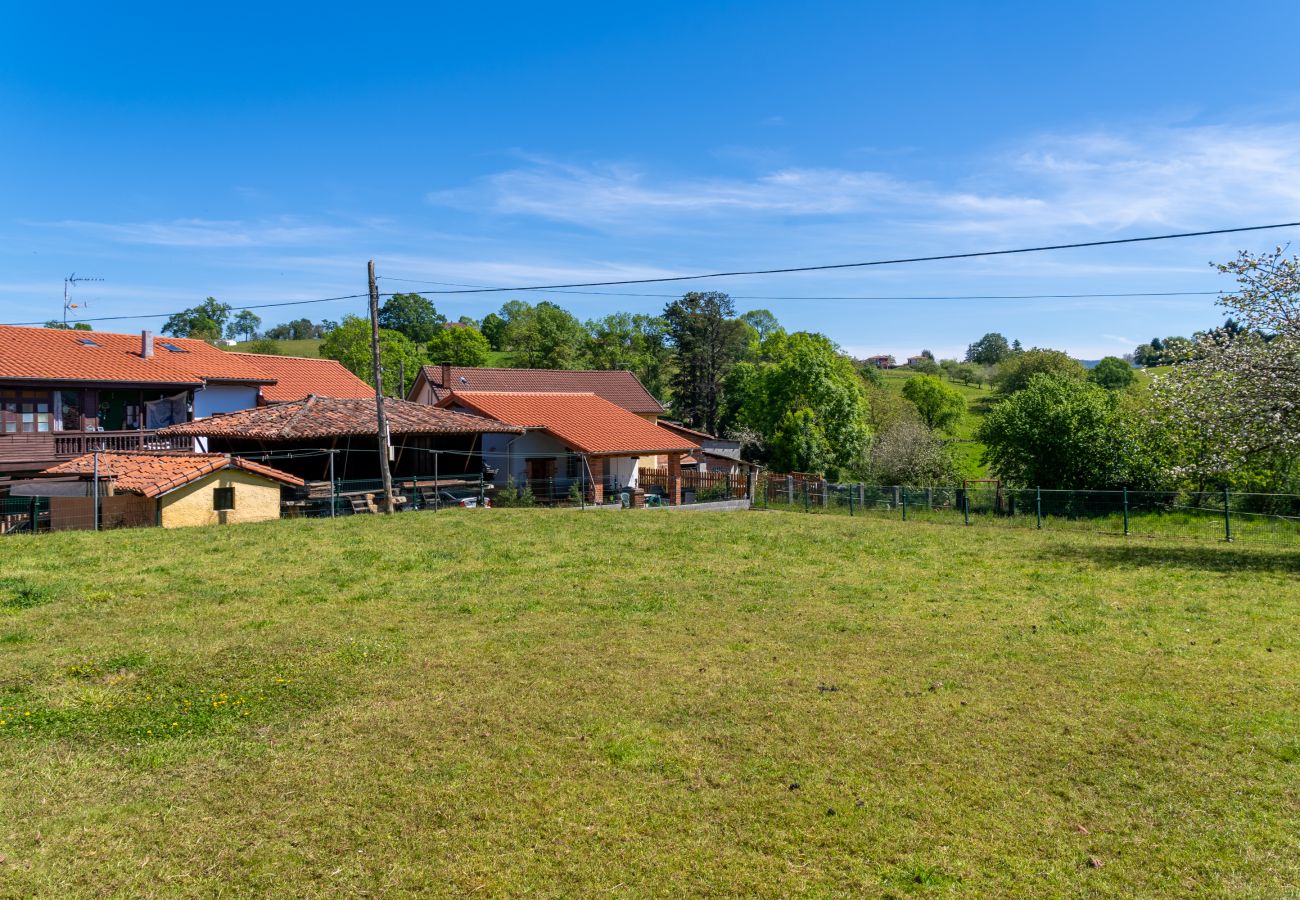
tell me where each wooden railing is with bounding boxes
[0,430,192,466]
[638,467,748,500]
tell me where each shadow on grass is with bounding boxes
[1044,541,1300,574]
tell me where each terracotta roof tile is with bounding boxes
[417,365,665,414]
[0,325,275,385]
[157,395,522,440]
[230,353,372,402]
[39,451,304,498]
[443,391,697,455]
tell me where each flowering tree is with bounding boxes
[1151,249,1300,481]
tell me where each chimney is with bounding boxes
[441,362,452,392]
[141,330,154,358]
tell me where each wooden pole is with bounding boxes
[368,260,396,514]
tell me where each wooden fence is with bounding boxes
[638,467,748,501]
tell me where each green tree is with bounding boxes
[739,309,782,341]
[264,318,322,340]
[978,374,1165,488]
[426,326,491,366]
[163,297,231,341]
[584,312,673,401]
[965,332,1012,365]
[227,310,262,341]
[44,321,93,331]
[901,374,966,433]
[479,312,507,351]
[319,315,427,396]
[241,338,283,355]
[725,331,870,478]
[663,292,751,433]
[866,418,959,486]
[1088,356,1137,390]
[500,301,587,369]
[378,293,445,344]
[994,348,1086,395]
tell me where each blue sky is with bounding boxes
[4,1,1300,360]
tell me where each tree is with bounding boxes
[241,338,283,355]
[319,314,427,396]
[965,332,1012,365]
[739,309,782,342]
[1150,248,1300,481]
[265,318,322,341]
[908,356,941,376]
[44,321,92,331]
[378,293,445,344]
[227,310,262,341]
[585,312,673,401]
[866,418,959,486]
[664,292,751,433]
[163,297,231,341]
[499,301,587,369]
[724,331,870,478]
[994,348,1086,395]
[426,326,491,367]
[901,374,966,433]
[978,374,1165,489]
[1089,356,1137,390]
[479,312,507,351]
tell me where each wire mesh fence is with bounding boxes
[757,475,1300,545]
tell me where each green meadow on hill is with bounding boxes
[1,510,1296,896]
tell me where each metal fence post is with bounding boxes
[1223,488,1232,542]
[963,490,970,526]
[1035,486,1042,529]
[804,482,810,512]
[1122,487,1130,536]
[901,485,907,521]
[848,486,854,516]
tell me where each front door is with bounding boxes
[524,458,557,498]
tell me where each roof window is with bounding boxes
[77,338,100,347]
[158,342,187,353]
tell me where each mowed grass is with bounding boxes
[228,338,322,357]
[1,512,1297,896]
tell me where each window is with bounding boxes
[213,486,235,511]
[158,342,186,353]
[77,338,100,347]
[0,390,53,434]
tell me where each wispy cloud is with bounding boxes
[37,217,354,248]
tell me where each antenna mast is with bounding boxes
[63,273,104,327]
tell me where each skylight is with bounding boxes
[77,338,100,347]
[158,342,187,353]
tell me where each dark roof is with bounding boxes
[0,325,275,386]
[39,451,304,497]
[442,392,696,456]
[157,395,522,440]
[415,365,665,414]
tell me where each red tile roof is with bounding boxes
[416,365,665,414]
[230,353,372,402]
[0,325,275,386]
[39,451,304,498]
[157,395,522,440]
[443,392,697,456]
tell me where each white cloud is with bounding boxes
[38,217,354,248]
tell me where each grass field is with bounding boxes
[877,369,995,477]
[227,338,322,357]
[2,511,1297,895]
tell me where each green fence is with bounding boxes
[758,477,1300,545]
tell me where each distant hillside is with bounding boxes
[877,368,993,479]
[224,339,322,358]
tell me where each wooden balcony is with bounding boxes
[0,430,193,471]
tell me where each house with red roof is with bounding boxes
[436,390,696,504]
[409,364,666,419]
[0,325,372,479]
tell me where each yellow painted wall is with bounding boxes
[159,468,284,528]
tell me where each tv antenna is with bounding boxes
[63,273,104,327]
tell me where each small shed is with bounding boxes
[36,451,305,529]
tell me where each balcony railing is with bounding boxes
[0,430,193,466]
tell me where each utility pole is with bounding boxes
[368,260,396,514]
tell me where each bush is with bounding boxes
[242,338,283,355]
[494,477,535,507]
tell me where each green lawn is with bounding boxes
[878,368,996,477]
[227,338,322,357]
[1,511,1297,895]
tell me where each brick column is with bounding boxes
[590,456,605,505]
[667,452,682,506]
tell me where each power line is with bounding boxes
[376,221,1300,295]
[2,293,369,327]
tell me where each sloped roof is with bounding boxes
[157,395,522,440]
[415,365,665,414]
[39,451,304,498]
[443,391,696,456]
[0,325,275,386]
[230,353,372,402]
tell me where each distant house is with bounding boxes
[30,451,303,530]
[906,355,928,367]
[864,355,895,369]
[158,395,522,483]
[408,364,666,420]
[655,421,757,477]
[436,391,696,503]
